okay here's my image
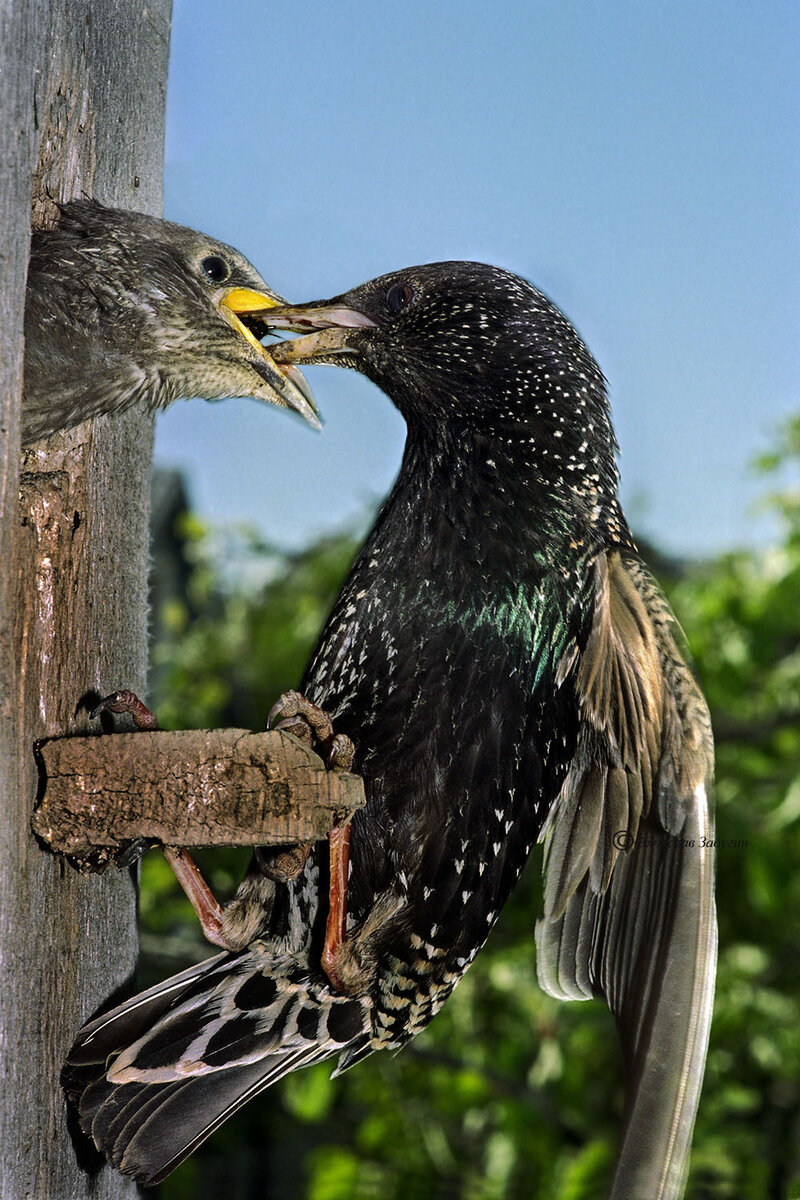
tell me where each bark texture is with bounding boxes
[32,729,366,857]
[0,3,172,1197]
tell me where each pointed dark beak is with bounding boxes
[253,303,377,366]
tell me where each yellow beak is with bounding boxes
[219,287,282,355]
[218,288,320,428]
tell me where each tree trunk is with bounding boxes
[0,3,172,1197]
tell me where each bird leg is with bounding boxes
[321,822,352,992]
[91,690,235,950]
[267,690,356,991]
[159,846,232,948]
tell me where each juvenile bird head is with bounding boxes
[260,262,621,518]
[23,200,318,444]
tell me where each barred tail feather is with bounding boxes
[63,948,373,1185]
[78,1045,330,1185]
[65,951,233,1076]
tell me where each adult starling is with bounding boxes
[22,200,318,444]
[65,263,716,1199]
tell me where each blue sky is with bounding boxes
[156,1,799,558]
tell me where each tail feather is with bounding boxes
[81,1047,327,1185]
[64,948,373,1185]
[65,951,232,1071]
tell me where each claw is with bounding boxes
[329,733,355,773]
[92,690,157,731]
[268,691,357,775]
[266,695,288,730]
[268,689,334,745]
[274,715,314,748]
[255,843,312,883]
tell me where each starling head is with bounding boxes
[23,200,318,444]
[264,262,618,489]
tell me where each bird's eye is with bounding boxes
[386,282,415,314]
[201,255,230,283]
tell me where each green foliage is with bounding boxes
[151,518,360,731]
[144,419,800,1199]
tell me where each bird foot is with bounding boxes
[254,842,312,884]
[92,689,158,730]
[92,689,235,951]
[267,689,355,771]
[267,690,356,991]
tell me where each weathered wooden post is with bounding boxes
[0,3,172,1195]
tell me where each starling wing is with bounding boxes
[536,550,716,1200]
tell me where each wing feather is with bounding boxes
[537,550,716,1200]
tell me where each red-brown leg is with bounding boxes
[161,846,235,950]
[321,821,351,992]
[268,690,357,991]
[93,690,233,949]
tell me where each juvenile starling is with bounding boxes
[22,200,318,444]
[65,263,716,1199]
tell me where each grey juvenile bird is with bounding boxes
[22,200,318,444]
[66,263,716,1200]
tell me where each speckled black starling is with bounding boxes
[65,263,716,1199]
[22,200,318,444]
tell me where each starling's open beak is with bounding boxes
[219,288,321,429]
[249,303,377,367]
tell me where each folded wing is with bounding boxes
[537,550,716,1200]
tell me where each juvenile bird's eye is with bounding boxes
[201,255,230,283]
[386,282,415,314]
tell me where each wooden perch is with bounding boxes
[32,728,366,864]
